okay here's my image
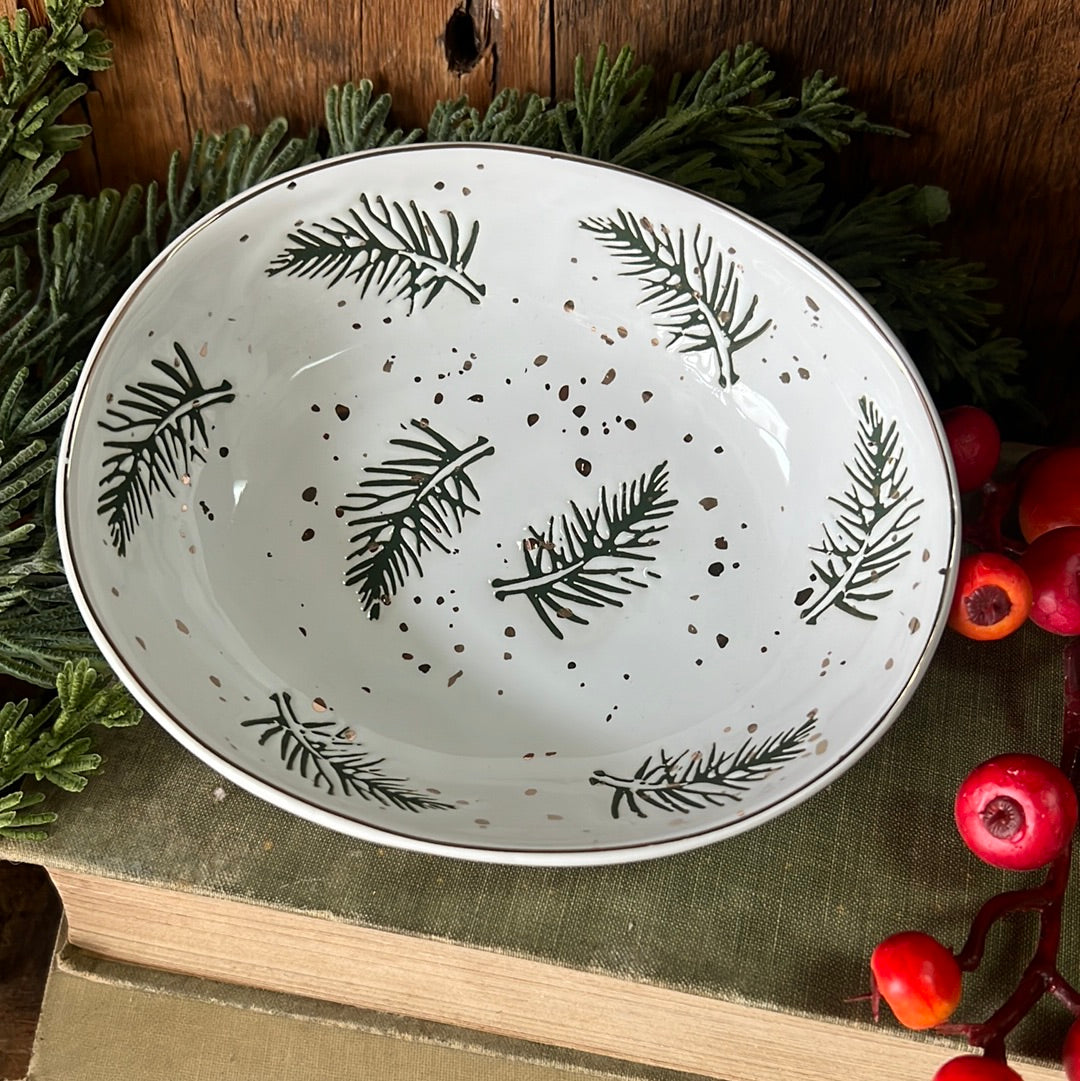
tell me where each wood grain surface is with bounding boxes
[2,0,1078,424]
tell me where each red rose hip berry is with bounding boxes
[954,754,1078,871]
[941,406,1001,494]
[1020,525,1080,636]
[948,552,1032,641]
[1018,445,1080,542]
[933,1055,1024,1080]
[869,930,962,1030]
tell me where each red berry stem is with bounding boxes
[1049,970,1080,1016]
[937,849,1071,1049]
[953,877,1061,971]
[953,847,1071,1051]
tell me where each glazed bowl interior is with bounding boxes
[58,145,959,865]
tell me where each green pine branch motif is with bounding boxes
[241,692,454,812]
[492,461,677,640]
[580,210,771,388]
[590,718,817,819]
[266,194,486,314]
[799,396,924,625]
[344,421,495,619]
[96,342,235,556]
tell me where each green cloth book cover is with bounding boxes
[29,937,715,1081]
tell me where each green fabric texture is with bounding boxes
[4,624,1075,1066]
[31,939,711,1081]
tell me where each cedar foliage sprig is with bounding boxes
[0,659,141,838]
[0,0,111,236]
[801,186,1026,401]
[0,1,1026,837]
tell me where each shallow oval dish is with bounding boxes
[58,145,960,866]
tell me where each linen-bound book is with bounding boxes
[27,932,716,1081]
[3,625,1076,1081]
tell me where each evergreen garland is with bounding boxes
[0,1,1026,836]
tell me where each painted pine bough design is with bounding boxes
[590,718,817,819]
[96,342,235,556]
[492,462,677,639]
[343,421,494,620]
[241,692,453,812]
[799,396,923,625]
[580,210,770,388]
[267,195,485,313]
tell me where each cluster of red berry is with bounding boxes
[945,407,1080,642]
[865,406,1080,1079]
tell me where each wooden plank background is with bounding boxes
[4,0,1079,428]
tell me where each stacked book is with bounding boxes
[3,626,1075,1080]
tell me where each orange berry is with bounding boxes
[948,552,1032,641]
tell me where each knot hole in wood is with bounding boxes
[443,0,500,75]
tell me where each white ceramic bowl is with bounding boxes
[58,145,959,865]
